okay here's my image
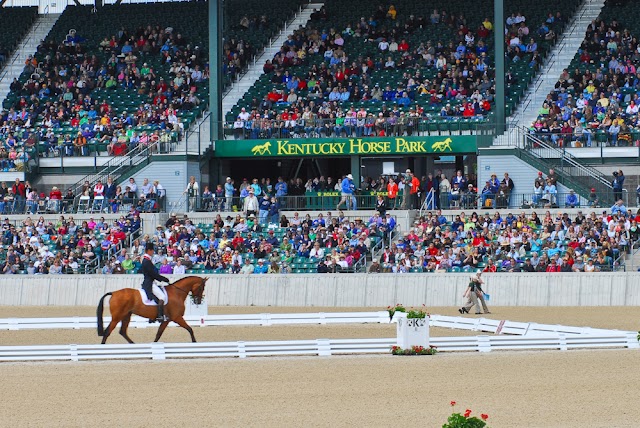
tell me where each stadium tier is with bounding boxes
[0,6,38,69]
[529,0,640,147]
[224,0,581,131]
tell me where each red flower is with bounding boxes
[464,409,472,418]
[450,401,456,407]
[481,414,489,421]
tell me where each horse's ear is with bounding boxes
[203,277,209,284]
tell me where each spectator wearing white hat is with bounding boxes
[336,173,356,210]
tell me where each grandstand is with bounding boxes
[0,0,638,276]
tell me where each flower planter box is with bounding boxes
[395,312,429,349]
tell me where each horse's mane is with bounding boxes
[168,275,205,286]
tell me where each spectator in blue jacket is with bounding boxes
[258,194,271,224]
[224,177,235,210]
[565,189,579,208]
[336,174,357,210]
[611,199,628,216]
[275,177,288,197]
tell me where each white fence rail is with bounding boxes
[1,312,633,339]
[0,333,637,362]
[429,315,631,337]
[0,311,391,330]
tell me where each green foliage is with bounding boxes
[443,404,489,428]
[391,345,438,355]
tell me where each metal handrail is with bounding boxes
[69,144,152,196]
[520,126,612,189]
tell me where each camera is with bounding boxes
[613,171,618,176]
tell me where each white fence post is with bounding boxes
[260,313,271,326]
[625,332,640,349]
[477,335,491,352]
[151,342,165,360]
[558,334,567,351]
[238,341,246,358]
[319,312,326,325]
[316,339,331,356]
[70,344,78,362]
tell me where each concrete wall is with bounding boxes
[477,155,583,208]
[2,273,639,307]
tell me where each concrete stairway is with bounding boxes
[0,14,60,103]
[221,2,324,116]
[494,0,605,146]
[173,2,324,155]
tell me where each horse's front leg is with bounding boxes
[172,316,197,342]
[154,320,170,342]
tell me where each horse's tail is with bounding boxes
[96,292,112,336]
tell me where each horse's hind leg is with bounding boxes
[154,320,170,342]
[119,312,135,344]
[101,317,120,344]
[173,316,197,342]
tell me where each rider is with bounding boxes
[141,242,170,322]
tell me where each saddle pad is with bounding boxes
[139,284,168,306]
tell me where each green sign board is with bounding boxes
[214,136,477,158]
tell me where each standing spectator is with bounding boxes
[502,172,515,206]
[224,177,235,211]
[406,169,421,209]
[12,178,25,213]
[439,173,451,209]
[184,176,199,212]
[387,177,398,209]
[612,170,624,202]
[258,194,271,224]
[243,188,259,216]
[336,174,356,210]
[268,196,280,224]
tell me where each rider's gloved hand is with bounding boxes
[160,276,170,283]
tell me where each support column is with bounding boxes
[209,0,224,142]
[494,0,505,135]
[350,156,361,186]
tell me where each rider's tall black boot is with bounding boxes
[157,299,166,322]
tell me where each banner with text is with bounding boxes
[214,136,477,158]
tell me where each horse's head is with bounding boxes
[190,277,208,305]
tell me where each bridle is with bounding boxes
[168,278,206,300]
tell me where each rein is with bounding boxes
[167,278,205,297]
[167,282,190,295]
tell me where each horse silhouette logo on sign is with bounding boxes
[251,141,272,155]
[431,138,453,152]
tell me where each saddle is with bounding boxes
[139,284,168,306]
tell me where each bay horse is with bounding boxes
[96,276,208,344]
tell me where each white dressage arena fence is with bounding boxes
[1,312,637,362]
[0,311,391,330]
[0,333,637,362]
[0,312,632,338]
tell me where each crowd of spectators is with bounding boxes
[529,17,640,147]
[230,5,502,135]
[2,24,205,158]
[373,206,633,273]
[229,6,566,138]
[97,209,398,275]
[0,211,141,275]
